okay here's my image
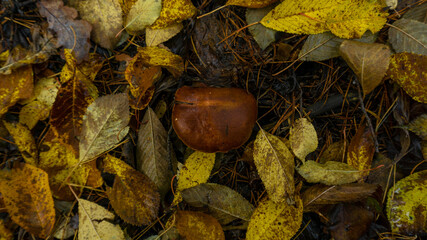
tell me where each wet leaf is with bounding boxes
[388,18,427,56]
[386,170,427,235]
[37,0,92,63]
[104,155,160,226]
[299,31,376,61]
[347,125,375,178]
[297,160,362,185]
[261,0,388,39]
[254,129,294,202]
[406,114,427,140]
[329,203,374,240]
[302,183,379,212]
[226,0,279,8]
[246,195,303,240]
[136,107,172,198]
[319,140,346,164]
[68,0,123,49]
[124,0,162,35]
[50,50,102,154]
[402,2,427,23]
[289,118,318,161]
[146,23,183,46]
[0,163,55,239]
[181,183,254,224]
[80,93,130,163]
[388,52,427,103]
[246,5,277,50]
[339,41,391,94]
[150,0,197,29]
[0,65,33,116]
[135,47,184,77]
[173,210,225,240]
[3,121,38,165]
[78,199,125,240]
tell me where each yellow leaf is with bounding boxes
[289,118,318,161]
[135,46,184,77]
[104,155,160,226]
[388,53,427,103]
[246,195,303,240]
[78,199,125,240]
[261,0,388,39]
[150,0,197,29]
[407,114,427,140]
[0,219,13,240]
[347,125,375,178]
[339,40,391,94]
[0,65,33,116]
[176,151,215,192]
[2,121,37,165]
[19,101,50,129]
[319,140,346,163]
[124,0,162,35]
[0,163,55,239]
[254,129,294,202]
[297,160,362,185]
[226,0,279,8]
[146,23,184,46]
[386,170,427,235]
[173,211,225,240]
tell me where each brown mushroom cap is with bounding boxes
[172,86,257,153]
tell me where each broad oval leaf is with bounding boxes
[388,18,427,56]
[174,210,225,240]
[297,160,362,185]
[104,155,160,226]
[176,151,215,192]
[146,23,183,47]
[386,170,427,235]
[79,93,130,163]
[181,183,254,224]
[0,163,55,239]
[254,129,295,202]
[124,0,162,35]
[246,195,303,240]
[402,2,427,23]
[246,5,277,50]
[135,47,184,78]
[289,118,318,161]
[149,0,197,29]
[347,124,375,178]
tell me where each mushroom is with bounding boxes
[172,86,257,153]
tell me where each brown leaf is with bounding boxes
[37,0,92,63]
[104,155,160,226]
[339,40,391,94]
[173,210,225,240]
[347,124,375,178]
[0,163,55,239]
[329,203,374,240]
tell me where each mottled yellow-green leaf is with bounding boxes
[261,0,388,39]
[136,47,184,77]
[347,125,375,178]
[254,129,295,202]
[387,170,427,235]
[297,160,362,185]
[3,121,37,165]
[78,199,125,240]
[173,211,225,240]
[0,163,55,239]
[150,0,197,29]
[226,0,279,8]
[289,118,318,161]
[124,0,162,35]
[388,52,427,103]
[176,151,215,192]
[19,101,50,129]
[246,195,303,240]
[146,23,183,46]
[407,114,427,140]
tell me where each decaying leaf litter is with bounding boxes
[0,0,426,239]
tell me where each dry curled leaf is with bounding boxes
[150,0,197,29]
[289,118,318,161]
[347,125,375,178]
[173,211,225,240]
[297,160,362,185]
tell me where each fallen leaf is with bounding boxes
[246,5,277,50]
[135,47,184,77]
[261,0,388,39]
[0,219,13,240]
[104,155,160,226]
[246,195,303,240]
[297,160,362,185]
[68,0,123,49]
[402,2,427,23]
[146,23,183,46]
[319,140,347,164]
[329,203,374,240]
[3,121,38,165]
[136,107,173,198]
[52,216,76,239]
[0,163,55,239]
[347,124,375,178]
[406,114,427,140]
[124,0,162,35]
[386,170,427,235]
[37,0,92,63]
[78,199,125,240]
[289,118,318,161]
[181,183,254,224]
[387,52,427,103]
[80,93,130,163]
[226,0,279,8]
[254,129,295,202]
[388,18,427,56]
[299,31,376,61]
[0,65,33,116]
[173,210,225,240]
[149,0,197,29]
